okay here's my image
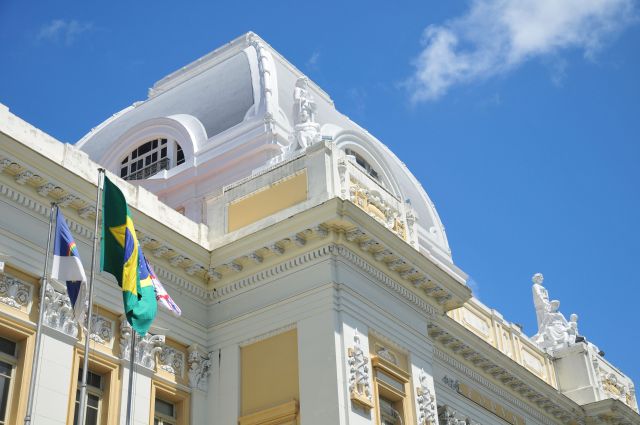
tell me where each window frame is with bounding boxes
[153,397,178,425]
[73,369,104,425]
[66,350,119,425]
[0,336,17,425]
[0,266,37,424]
[149,380,189,425]
[345,148,381,182]
[371,356,413,425]
[120,138,185,181]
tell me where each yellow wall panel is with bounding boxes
[241,329,299,417]
[228,171,308,232]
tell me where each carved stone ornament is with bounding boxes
[438,405,479,425]
[0,273,32,310]
[347,331,373,409]
[349,180,408,242]
[44,283,78,338]
[417,370,437,425]
[442,375,460,392]
[159,345,185,377]
[119,316,165,369]
[87,315,113,346]
[187,344,212,391]
[531,273,581,355]
[292,77,321,150]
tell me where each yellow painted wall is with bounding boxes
[228,171,308,232]
[241,329,299,416]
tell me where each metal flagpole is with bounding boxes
[77,168,104,425]
[23,202,57,425]
[125,330,137,425]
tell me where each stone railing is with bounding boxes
[447,297,557,388]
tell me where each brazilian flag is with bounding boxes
[101,176,157,335]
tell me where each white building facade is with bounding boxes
[0,32,637,425]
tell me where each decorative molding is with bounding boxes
[119,316,165,369]
[187,344,212,391]
[0,182,94,239]
[169,255,187,267]
[210,245,335,300]
[417,369,437,425]
[336,246,437,317]
[347,331,373,409]
[88,314,114,346]
[239,323,297,347]
[44,284,79,338]
[0,272,32,311]
[339,224,455,307]
[153,246,170,258]
[434,347,572,425]
[158,345,185,377]
[15,170,35,185]
[154,263,206,299]
[36,182,56,197]
[438,405,480,425]
[0,158,13,172]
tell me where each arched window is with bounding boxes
[345,148,380,181]
[120,139,186,180]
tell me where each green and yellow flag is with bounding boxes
[100,176,157,335]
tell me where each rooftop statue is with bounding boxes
[293,77,321,150]
[531,273,581,355]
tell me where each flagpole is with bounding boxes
[23,202,57,425]
[125,330,137,425]
[77,168,104,425]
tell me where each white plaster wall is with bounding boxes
[118,367,152,425]
[212,344,240,424]
[298,309,345,425]
[190,389,208,425]
[32,330,75,425]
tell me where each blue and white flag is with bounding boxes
[51,208,88,325]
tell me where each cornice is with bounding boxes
[0,152,210,281]
[238,322,297,347]
[335,245,437,317]
[434,348,560,425]
[430,319,583,424]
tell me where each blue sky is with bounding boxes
[2,1,639,389]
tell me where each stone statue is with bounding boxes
[531,273,580,354]
[531,272,549,327]
[293,77,321,150]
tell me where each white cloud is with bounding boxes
[306,50,321,69]
[408,0,636,102]
[37,19,94,46]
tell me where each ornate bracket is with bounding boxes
[119,315,165,369]
[44,283,78,338]
[159,345,185,377]
[187,344,212,391]
[417,369,437,425]
[347,331,373,410]
[0,273,32,311]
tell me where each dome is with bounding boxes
[76,32,452,263]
